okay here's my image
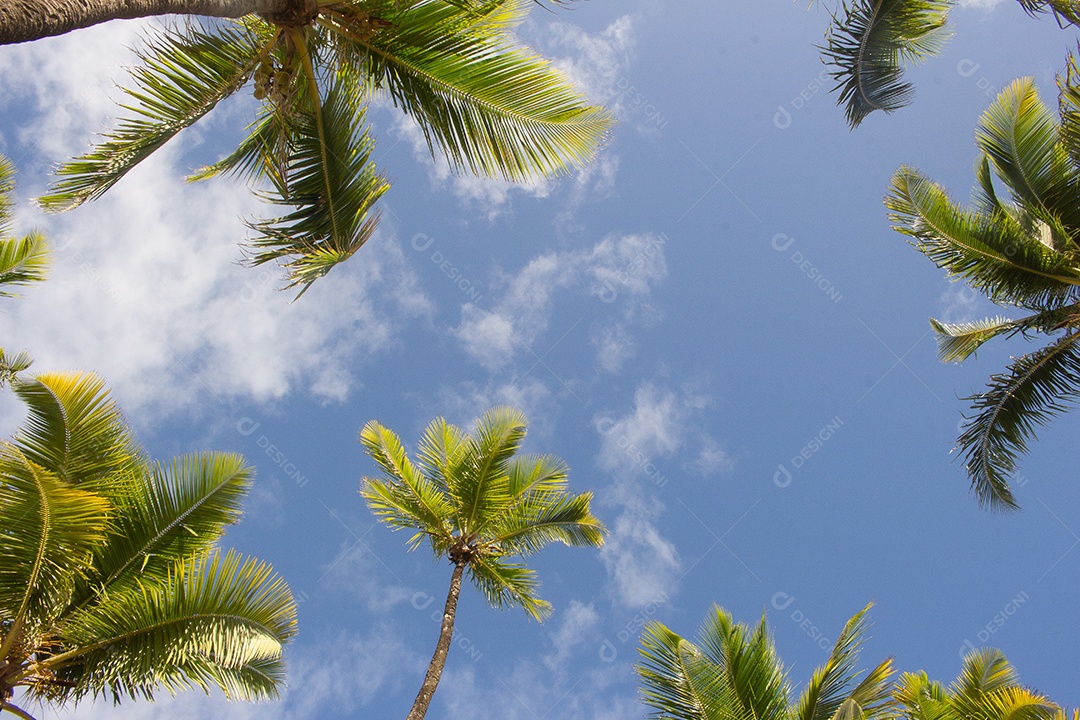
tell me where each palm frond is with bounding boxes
[822,0,952,128]
[10,373,144,492]
[39,549,295,704]
[322,0,612,181]
[415,416,469,498]
[466,554,549,619]
[930,303,1080,361]
[69,453,252,614]
[949,649,1057,720]
[796,603,894,720]
[0,447,111,635]
[244,74,390,294]
[0,154,15,237]
[453,406,525,533]
[0,349,33,387]
[976,77,1080,232]
[0,234,50,297]
[638,621,737,720]
[1018,0,1080,26]
[10,373,144,495]
[957,331,1080,510]
[894,671,951,720]
[37,23,265,212]
[696,609,790,720]
[486,492,605,555]
[887,166,1080,308]
[359,420,455,546]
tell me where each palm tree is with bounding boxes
[895,648,1058,720]
[637,602,895,720]
[820,0,1080,128]
[359,406,606,720]
[24,0,611,295]
[0,370,297,719]
[885,74,1080,510]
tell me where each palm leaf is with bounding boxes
[949,649,1057,720]
[638,621,736,720]
[322,0,612,181]
[976,77,1080,233]
[466,554,549,619]
[38,23,266,212]
[1018,0,1080,26]
[822,0,952,128]
[0,447,111,635]
[453,406,525,533]
[244,72,390,294]
[486,492,604,555]
[698,610,790,720]
[415,416,469,498]
[67,453,252,616]
[795,603,894,720]
[957,331,1080,510]
[360,420,455,548]
[0,234,50,297]
[887,166,1080,308]
[0,349,33,387]
[10,373,145,492]
[39,549,295,704]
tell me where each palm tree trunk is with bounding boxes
[0,0,292,45]
[406,561,465,720]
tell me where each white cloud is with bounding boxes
[539,15,637,118]
[600,496,681,609]
[957,0,1006,8]
[544,600,600,673]
[453,233,667,373]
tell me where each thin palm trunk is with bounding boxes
[406,561,464,720]
[0,0,292,45]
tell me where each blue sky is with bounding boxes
[2,0,1078,717]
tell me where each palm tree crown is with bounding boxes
[637,603,894,720]
[37,0,613,294]
[885,73,1080,510]
[360,405,605,718]
[0,371,296,719]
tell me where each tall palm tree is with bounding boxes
[885,74,1080,511]
[637,602,895,720]
[0,370,297,719]
[359,406,606,720]
[895,648,1058,720]
[25,0,612,294]
[820,0,1080,128]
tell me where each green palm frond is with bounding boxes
[0,154,15,237]
[323,0,612,181]
[1018,0,1080,26]
[0,234,50,297]
[930,303,1080,361]
[71,453,253,609]
[0,447,111,635]
[958,331,1080,510]
[360,420,456,546]
[887,166,1080,308]
[0,349,33,387]
[39,549,295,704]
[486,492,604,555]
[823,0,952,128]
[415,416,469,497]
[244,73,390,294]
[452,406,526,532]
[10,373,144,492]
[701,610,790,720]
[466,554,549,619]
[894,671,951,720]
[638,621,737,720]
[38,23,266,212]
[796,603,895,720]
[976,77,1080,232]
[1056,48,1080,167]
[945,649,1057,720]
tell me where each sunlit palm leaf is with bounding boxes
[1017,0,1080,25]
[245,76,390,293]
[42,549,295,704]
[0,349,33,387]
[323,0,612,181]
[796,603,895,720]
[466,554,549,619]
[0,447,110,635]
[70,453,252,610]
[823,0,952,128]
[38,23,266,212]
[0,234,50,298]
[958,331,1080,510]
[976,77,1080,232]
[452,406,524,532]
[638,621,739,720]
[887,166,1080,308]
[10,373,144,492]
